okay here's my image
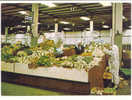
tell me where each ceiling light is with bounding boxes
[100,2,112,7]
[80,17,90,21]
[18,11,27,15]
[63,28,71,30]
[49,30,55,32]
[41,3,56,7]
[60,21,70,24]
[102,25,109,28]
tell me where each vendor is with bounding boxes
[104,44,120,89]
[75,42,84,54]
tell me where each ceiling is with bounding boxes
[1,3,131,33]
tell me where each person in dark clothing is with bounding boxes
[75,42,84,54]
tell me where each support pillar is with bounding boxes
[27,25,30,33]
[90,20,93,32]
[31,4,39,47]
[112,3,123,65]
[5,27,8,43]
[32,4,39,37]
[55,23,58,33]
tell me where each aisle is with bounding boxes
[1,82,65,96]
[116,80,131,95]
[2,79,131,95]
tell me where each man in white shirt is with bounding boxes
[104,44,120,88]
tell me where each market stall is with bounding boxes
[1,3,131,95]
[1,39,109,94]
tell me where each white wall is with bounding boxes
[1,29,131,45]
[63,29,131,45]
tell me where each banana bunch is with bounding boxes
[28,56,39,65]
[81,52,92,56]
[17,51,28,57]
[61,60,74,68]
[74,60,88,70]
[91,87,104,95]
[17,56,30,64]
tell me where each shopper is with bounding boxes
[75,42,84,54]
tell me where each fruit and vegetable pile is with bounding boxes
[1,39,109,71]
[90,87,116,95]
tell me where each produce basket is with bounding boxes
[90,87,116,95]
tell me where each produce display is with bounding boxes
[37,56,52,67]
[1,41,29,63]
[1,37,110,71]
[90,87,116,95]
[1,36,116,95]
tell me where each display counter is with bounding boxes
[1,55,107,94]
[1,61,15,72]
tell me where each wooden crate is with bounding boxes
[88,56,106,89]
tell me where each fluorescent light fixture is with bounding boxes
[63,28,71,30]
[49,30,55,32]
[60,21,70,24]
[80,17,90,21]
[18,11,27,15]
[41,3,56,7]
[100,2,112,7]
[102,25,109,28]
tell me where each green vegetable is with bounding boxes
[70,55,78,62]
[17,51,28,57]
[104,88,116,94]
[24,49,33,55]
[37,56,52,67]
[8,57,18,63]
[83,56,93,64]
[1,46,14,62]
[55,39,62,48]
[31,37,38,48]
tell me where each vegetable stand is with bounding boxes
[1,55,107,94]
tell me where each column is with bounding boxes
[27,25,30,33]
[90,20,93,32]
[32,4,39,37]
[55,23,58,33]
[5,27,8,43]
[112,3,123,64]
